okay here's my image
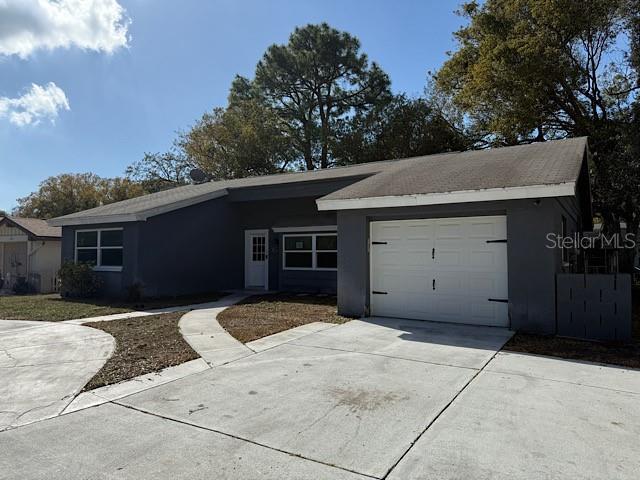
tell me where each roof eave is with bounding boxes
[48,189,229,227]
[316,182,577,211]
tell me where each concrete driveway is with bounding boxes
[0,320,114,431]
[1,318,639,479]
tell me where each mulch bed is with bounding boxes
[503,333,640,370]
[218,293,350,343]
[83,312,198,391]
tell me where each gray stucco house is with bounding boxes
[50,137,591,334]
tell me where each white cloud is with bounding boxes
[0,82,70,126]
[0,0,130,58]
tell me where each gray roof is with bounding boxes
[50,137,587,225]
[320,137,587,202]
[48,161,396,225]
[0,216,61,238]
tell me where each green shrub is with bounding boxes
[59,261,103,298]
[12,277,35,295]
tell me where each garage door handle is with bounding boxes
[372,290,388,295]
[488,298,508,303]
[486,239,507,244]
[432,248,435,260]
[372,241,387,245]
[432,279,436,290]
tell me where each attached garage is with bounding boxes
[317,137,593,334]
[370,216,508,326]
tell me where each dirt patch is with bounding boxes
[504,334,640,369]
[217,293,350,343]
[83,312,198,390]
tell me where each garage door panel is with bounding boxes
[370,216,509,327]
[468,219,505,238]
[432,297,467,321]
[468,250,498,269]
[405,250,432,267]
[435,273,464,292]
[371,272,404,293]
[435,250,464,267]
[404,274,433,294]
[374,251,404,266]
[435,221,464,239]
[468,274,506,297]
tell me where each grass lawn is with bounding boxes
[83,312,199,391]
[218,293,350,343]
[504,286,640,369]
[0,291,225,322]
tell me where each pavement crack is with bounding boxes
[295,403,340,436]
[380,347,502,479]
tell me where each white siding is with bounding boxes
[28,240,62,293]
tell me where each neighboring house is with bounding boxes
[0,216,62,293]
[50,137,591,334]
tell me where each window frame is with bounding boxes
[75,228,124,272]
[282,232,337,271]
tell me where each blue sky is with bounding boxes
[0,0,465,212]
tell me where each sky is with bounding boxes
[0,0,466,213]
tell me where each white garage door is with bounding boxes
[370,216,508,327]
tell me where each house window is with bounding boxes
[75,229,123,270]
[283,233,337,270]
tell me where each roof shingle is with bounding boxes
[50,137,587,225]
[0,217,61,238]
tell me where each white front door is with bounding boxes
[244,230,269,290]
[370,216,508,327]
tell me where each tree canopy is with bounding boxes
[125,148,193,193]
[235,22,391,170]
[434,0,640,246]
[334,94,470,164]
[435,0,638,143]
[179,99,295,179]
[14,173,147,219]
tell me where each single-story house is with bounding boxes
[49,137,591,334]
[0,216,62,293]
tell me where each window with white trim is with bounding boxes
[283,233,337,270]
[75,229,123,270]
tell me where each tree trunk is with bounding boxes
[302,120,314,170]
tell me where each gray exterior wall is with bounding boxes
[337,196,584,334]
[61,222,140,297]
[61,179,344,298]
[231,197,337,293]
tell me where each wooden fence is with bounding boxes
[556,274,632,342]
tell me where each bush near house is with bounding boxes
[12,277,35,295]
[59,262,103,298]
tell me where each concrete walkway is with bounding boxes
[63,296,244,325]
[0,320,114,431]
[178,292,254,366]
[62,292,340,416]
